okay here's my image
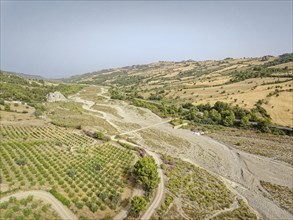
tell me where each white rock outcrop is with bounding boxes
[46,91,67,102]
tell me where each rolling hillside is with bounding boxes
[69,53,293,127]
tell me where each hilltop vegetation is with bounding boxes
[0,72,83,107]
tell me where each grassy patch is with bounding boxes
[152,155,237,219]
[46,101,117,134]
[92,104,123,119]
[139,128,191,151]
[207,127,293,165]
[211,198,258,219]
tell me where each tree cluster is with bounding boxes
[133,156,160,192]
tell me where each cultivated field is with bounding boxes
[0,123,135,219]
[0,195,59,220]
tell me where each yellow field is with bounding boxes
[165,78,293,127]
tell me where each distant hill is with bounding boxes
[0,71,83,106]
[0,70,45,80]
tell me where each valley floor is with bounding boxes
[1,85,292,220]
[68,85,293,219]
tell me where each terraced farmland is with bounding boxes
[0,124,93,147]
[0,124,135,219]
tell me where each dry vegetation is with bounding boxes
[210,198,258,220]
[138,128,191,151]
[261,181,293,214]
[206,127,293,165]
[151,154,258,219]
[78,86,106,103]
[71,54,293,127]
[45,101,118,135]
[0,102,35,121]
[92,104,123,119]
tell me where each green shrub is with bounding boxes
[15,215,25,220]
[131,196,147,214]
[49,188,70,207]
[76,201,84,209]
[4,208,13,218]
[23,208,32,217]
[95,131,105,140]
[12,205,20,212]
[4,103,11,111]
[0,201,9,209]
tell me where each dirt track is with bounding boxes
[0,190,77,220]
[73,86,293,219]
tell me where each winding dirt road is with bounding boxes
[0,190,77,220]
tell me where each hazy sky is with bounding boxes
[1,1,292,78]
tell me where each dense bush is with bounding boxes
[264,53,293,67]
[95,131,105,140]
[128,98,274,133]
[131,196,147,214]
[109,88,126,100]
[131,99,163,117]
[133,156,159,192]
